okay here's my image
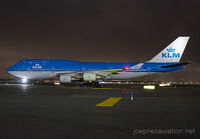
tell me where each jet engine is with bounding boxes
[60,75,72,83]
[83,73,98,81]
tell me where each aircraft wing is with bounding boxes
[55,68,123,80]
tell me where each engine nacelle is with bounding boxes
[60,75,72,83]
[83,73,97,81]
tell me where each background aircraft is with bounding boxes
[7,37,190,83]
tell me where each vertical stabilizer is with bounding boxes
[149,37,190,63]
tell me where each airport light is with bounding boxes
[54,82,60,85]
[143,85,155,90]
[159,83,171,87]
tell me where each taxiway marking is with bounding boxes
[96,97,122,107]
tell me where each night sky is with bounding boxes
[0,0,199,81]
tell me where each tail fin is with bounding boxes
[148,37,190,63]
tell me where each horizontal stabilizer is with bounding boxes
[159,61,192,68]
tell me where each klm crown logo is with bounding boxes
[167,47,175,52]
[162,47,180,58]
[32,64,42,69]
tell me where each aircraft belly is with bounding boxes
[109,72,157,80]
[8,71,57,79]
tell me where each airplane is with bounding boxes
[7,36,190,83]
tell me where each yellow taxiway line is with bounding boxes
[96,97,122,107]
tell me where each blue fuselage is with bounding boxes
[7,59,184,72]
[7,59,184,80]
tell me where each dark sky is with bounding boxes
[0,0,199,81]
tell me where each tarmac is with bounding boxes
[0,85,200,139]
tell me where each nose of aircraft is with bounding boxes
[7,66,12,72]
[7,64,16,72]
[7,63,20,77]
[6,63,25,79]
[7,61,23,71]
[7,65,15,77]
